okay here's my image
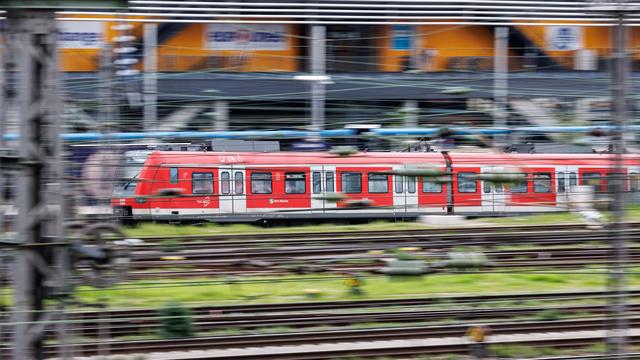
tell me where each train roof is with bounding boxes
[145,151,640,167]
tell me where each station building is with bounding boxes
[45,17,640,132]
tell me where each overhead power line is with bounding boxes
[4,0,640,25]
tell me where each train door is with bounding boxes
[392,166,406,212]
[392,167,418,213]
[311,166,336,214]
[557,166,573,209]
[481,166,506,213]
[232,166,247,213]
[219,166,233,214]
[405,175,418,212]
[310,165,324,212]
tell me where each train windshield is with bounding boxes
[112,151,150,197]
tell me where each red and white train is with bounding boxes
[111,150,640,221]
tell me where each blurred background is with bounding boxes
[1,1,640,360]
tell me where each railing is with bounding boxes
[58,53,629,73]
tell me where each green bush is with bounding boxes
[535,309,562,321]
[157,302,195,338]
[159,239,181,253]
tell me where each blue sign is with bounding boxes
[392,25,412,50]
[547,26,581,51]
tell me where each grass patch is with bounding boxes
[484,204,640,226]
[124,221,431,238]
[483,212,582,226]
[72,269,625,308]
[489,344,560,358]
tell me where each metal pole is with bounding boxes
[8,8,65,360]
[607,11,628,358]
[310,25,326,132]
[0,23,8,235]
[493,27,508,147]
[143,23,158,131]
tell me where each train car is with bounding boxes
[111,150,640,222]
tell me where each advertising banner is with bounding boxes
[206,24,287,50]
[58,21,104,49]
[546,26,582,51]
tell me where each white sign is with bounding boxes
[206,24,287,50]
[58,21,104,49]
[546,26,582,51]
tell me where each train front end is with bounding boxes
[111,150,151,221]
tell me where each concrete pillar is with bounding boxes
[310,25,326,132]
[214,100,229,131]
[411,26,422,71]
[403,100,419,127]
[494,27,509,147]
[143,23,158,131]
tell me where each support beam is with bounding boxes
[143,23,158,131]
[310,25,326,132]
[493,27,508,147]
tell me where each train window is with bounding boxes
[457,172,477,193]
[510,174,527,193]
[631,173,639,192]
[313,172,322,194]
[251,172,272,194]
[569,172,577,187]
[631,173,640,192]
[341,172,362,193]
[285,172,306,194]
[558,172,565,193]
[407,176,416,194]
[394,175,403,194]
[368,173,389,193]
[583,172,602,192]
[170,167,179,184]
[533,173,552,193]
[221,171,230,195]
[326,172,335,192]
[606,172,623,194]
[234,172,244,194]
[192,172,214,194]
[422,178,442,193]
[483,181,491,194]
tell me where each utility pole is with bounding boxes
[2,3,128,359]
[493,27,508,148]
[6,8,65,360]
[608,9,629,358]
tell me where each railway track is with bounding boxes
[116,224,640,279]
[4,291,639,359]
[132,223,640,244]
[30,316,640,358]
[7,290,640,342]
[132,225,640,252]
